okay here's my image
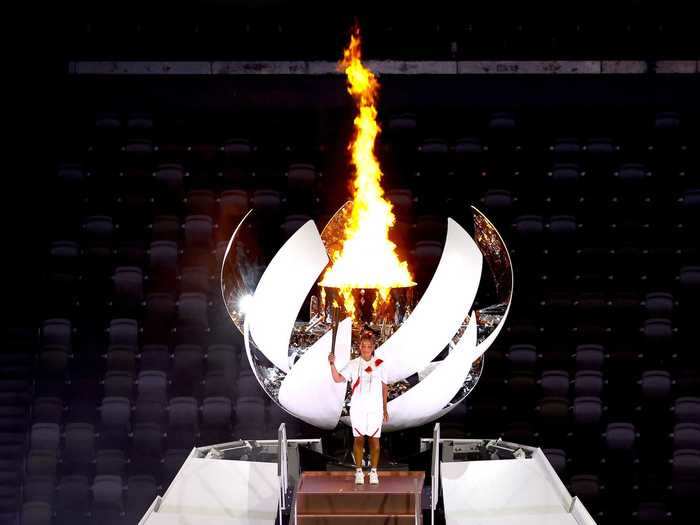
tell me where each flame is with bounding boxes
[319,25,414,318]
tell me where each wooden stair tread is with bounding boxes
[296,512,417,517]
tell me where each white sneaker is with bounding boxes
[354,469,365,484]
[369,469,379,484]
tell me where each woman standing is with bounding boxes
[328,331,389,484]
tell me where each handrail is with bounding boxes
[431,422,441,524]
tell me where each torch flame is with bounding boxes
[319,25,415,318]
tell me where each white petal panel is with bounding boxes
[383,312,478,431]
[375,219,483,383]
[418,297,513,426]
[278,318,352,429]
[248,221,329,372]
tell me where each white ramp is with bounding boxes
[441,449,596,525]
[141,457,279,525]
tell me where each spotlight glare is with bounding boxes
[238,294,255,315]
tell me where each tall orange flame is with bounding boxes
[319,25,415,318]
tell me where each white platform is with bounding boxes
[140,456,280,525]
[441,449,595,525]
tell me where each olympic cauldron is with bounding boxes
[220,202,513,432]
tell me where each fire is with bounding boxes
[319,25,415,318]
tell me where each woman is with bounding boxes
[328,330,389,485]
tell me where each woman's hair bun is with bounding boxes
[359,330,375,342]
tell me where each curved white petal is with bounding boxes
[247,220,329,372]
[383,312,478,431]
[278,318,352,429]
[416,287,513,426]
[375,218,483,383]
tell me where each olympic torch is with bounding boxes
[330,305,340,356]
